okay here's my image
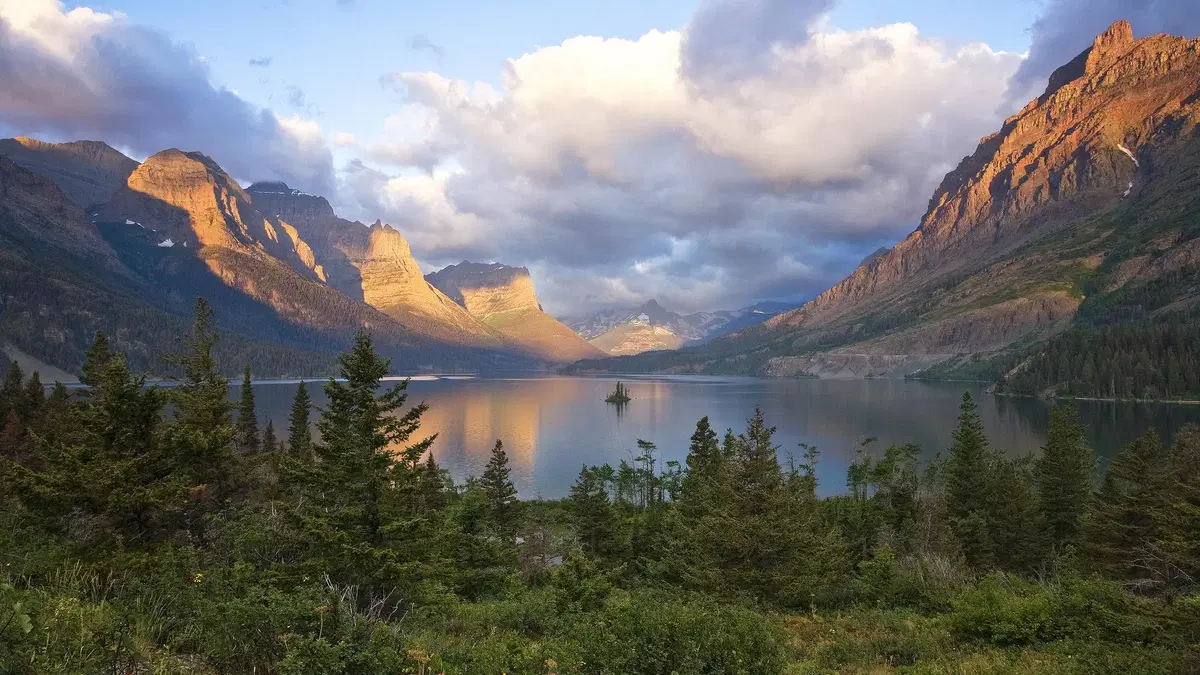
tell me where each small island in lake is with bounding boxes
[605,381,632,404]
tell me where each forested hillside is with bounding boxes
[1,302,1198,673]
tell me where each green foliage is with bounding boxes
[4,310,1200,673]
[998,321,1200,400]
[236,364,260,455]
[287,379,313,455]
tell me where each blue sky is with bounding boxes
[66,0,1042,168]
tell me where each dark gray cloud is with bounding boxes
[1005,0,1200,107]
[0,4,334,196]
[249,56,272,67]
[682,0,834,85]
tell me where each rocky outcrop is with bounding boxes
[426,261,606,362]
[243,183,506,347]
[0,137,138,208]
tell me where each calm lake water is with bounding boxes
[238,376,1200,499]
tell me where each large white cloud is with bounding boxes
[346,2,1024,316]
[0,0,335,195]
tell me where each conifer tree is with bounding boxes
[287,380,312,455]
[0,361,24,422]
[80,331,111,388]
[22,371,43,418]
[944,392,995,567]
[236,365,259,455]
[1036,406,1095,549]
[162,298,238,539]
[569,465,618,557]
[481,439,520,539]
[989,456,1044,572]
[283,330,437,595]
[261,419,278,454]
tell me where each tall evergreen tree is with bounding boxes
[22,371,43,419]
[1036,406,1095,550]
[282,330,438,596]
[261,419,279,454]
[481,439,520,539]
[944,392,995,567]
[569,465,618,558]
[287,380,312,455]
[80,331,111,388]
[162,298,238,539]
[1086,430,1173,581]
[236,365,259,455]
[0,361,24,422]
[989,456,1044,572]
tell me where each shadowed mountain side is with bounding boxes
[0,137,139,208]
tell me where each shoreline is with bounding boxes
[993,391,1200,405]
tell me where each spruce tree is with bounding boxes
[989,456,1044,572]
[162,298,238,539]
[569,465,618,557]
[236,365,259,455]
[1086,430,1173,580]
[261,419,278,454]
[287,380,312,455]
[0,361,24,422]
[22,371,43,418]
[481,439,520,539]
[944,392,995,567]
[80,331,111,388]
[282,330,437,594]
[1036,406,1095,550]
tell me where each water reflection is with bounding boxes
[240,376,1200,499]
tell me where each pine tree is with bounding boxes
[944,392,995,567]
[261,419,278,454]
[0,361,24,423]
[1036,406,1095,550]
[162,298,238,540]
[287,380,312,455]
[22,371,43,419]
[989,456,1044,572]
[481,439,520,540]
[282,330,438,595]
[569,465,618,557]
[80,331,111,388]
[236,365,259,455]
[1086,430,1173,581]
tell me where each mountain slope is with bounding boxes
[244,182,509,349]
[0,137,138,208]
[0,154,334,376]
[0,145,540,374]
[577,21,1200,376]
[426,261,606,362]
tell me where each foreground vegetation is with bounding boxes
[1,299,1199,673]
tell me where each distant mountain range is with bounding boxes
[0,138,593,377]
[571,21,1200,378]
[566,299,798,356]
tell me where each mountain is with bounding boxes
[0,144,539,376]
[0,137,138,208]
[568,299,797,356]
[0,153,335,377]
[574,21,1200,377]
[244,182,508,348]
[425,261,606,362]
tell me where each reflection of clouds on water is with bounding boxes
[243,377,1200,500]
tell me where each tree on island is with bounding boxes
[605,381,631,404]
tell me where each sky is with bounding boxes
[3,0,1200,318]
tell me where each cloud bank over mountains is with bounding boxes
[3,0,1196,316]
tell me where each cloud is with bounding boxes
[286,85,306,108]
[332,132,358,148]
[0,0,335,195]
[1005,0,1200,106]
[347,5,1024,316]
[408,34,444,63]
[248,56,272,67]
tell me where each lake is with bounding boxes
[239,375,1200,499]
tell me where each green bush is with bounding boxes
[571,593,786,675]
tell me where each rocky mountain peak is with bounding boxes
[246,180,336,225]
[0,136,138,207]
[770,20,1200,332]
[425,261,541,316]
